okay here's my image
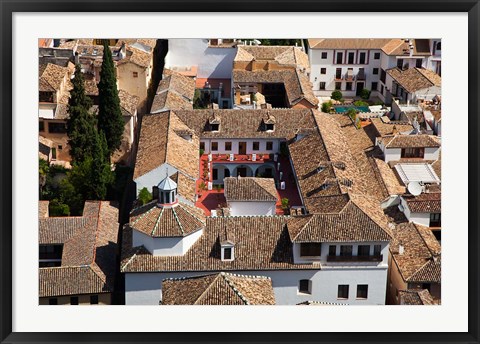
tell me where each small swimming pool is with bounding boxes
[334,105,370,113]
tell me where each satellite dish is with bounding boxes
[407,182,423,196]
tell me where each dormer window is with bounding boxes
[266,123,274,131]
[210,123,219,131]
[208,112,221,131]
[221,244,234,261]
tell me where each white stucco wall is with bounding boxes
[165,39,236,79]
[125,265,388,305]
[308,48,383,97]
[229,201,276,216]
[132,228,203,256]
[202,138,280,155]
[382,146,439,163]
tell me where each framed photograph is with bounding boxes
[1,1,479,343]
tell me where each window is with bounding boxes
[223,247,232,260]
[371,82,378,91]
[252,142,260,151]
[266,141,273,150]
[329,245,336,256]
[49,298,58,305]
[397,58,404,69]
[359,52,366,64]
[416,59,423,68]
[358,245,370,256]
[320,68,326,74]
[338,285,349,299]
[210,123,219,131]
[39,121,44,132]
[299,280,311,294]
[340,245,353,256]
[430,213,441,227]
[319,82,326,90]
[336,52,343,64]
[346,82,352,91]
[347,52,355,64]
[373,68,379,75]
[335,82,342,90]
[58,145,62,150]
[212,168,218,180]
[225,142,232,151]
[48,122,67,134]
[90,295,99,304]
[211,142,218,151]
[374,52,380,59]
[401,147,424,158]
[70,296,79,305]
[380,69,386,83]
[321,52,328,59]
[265,123,274,131]
[436,42,441,51]
[224,169,230,178]
[133,72,138,78]
[335,68,342,79]
[300,243,321,257]
[200,142,205,151]
[374,244,382,256]
[356,285,368,299]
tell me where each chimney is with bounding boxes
[398,243,404,255]
[74,51,79,65]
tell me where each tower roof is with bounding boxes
[158,175,177,191]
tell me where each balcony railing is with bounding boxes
[327,254,383,262]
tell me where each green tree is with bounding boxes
[60,130,114,215]
[359,88,371,100]
[49,198,70,217]
[98,40,124,155]
[67,64,98,162]
[331,90,343,101]
[138,187,153,205]
[321,100,333,113]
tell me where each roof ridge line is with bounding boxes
[120,246,143,272]
[178,203,205,225]
[172,206,185,235]
[151,206,164,236]
[194,274,222,305]
[221,273,250,305]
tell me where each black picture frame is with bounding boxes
[1,1,478,343]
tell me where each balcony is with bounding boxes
[326,254,383,263]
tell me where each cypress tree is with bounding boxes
[67,64,97,162]
[97,40,124,156]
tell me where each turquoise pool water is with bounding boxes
[334,105,370,113]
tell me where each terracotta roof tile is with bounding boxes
[118,89,139,116]
[390,222,441,283]
[121,216,319,273]
[224,177,277,202]
[370,117,414,137]
[129,201,205,237]
[399,289,435,305]
[233,69,318,107]
[372,158,406,196]
[133,112,200,181]
[404,192,441,213]
[117,46,152,68]
[39,63,69,92]
[379,134,441,148]
[386,67,441,93]
[162,272,276,305]
[39,201,119,297]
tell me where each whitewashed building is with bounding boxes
[224,176,278,216]
[376,134,441,163]
[307,38,440,102]
[122,193,392,305]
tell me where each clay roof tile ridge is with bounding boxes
[221,273,250,305]
[151,206,165,236]
[172,206,185,236]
